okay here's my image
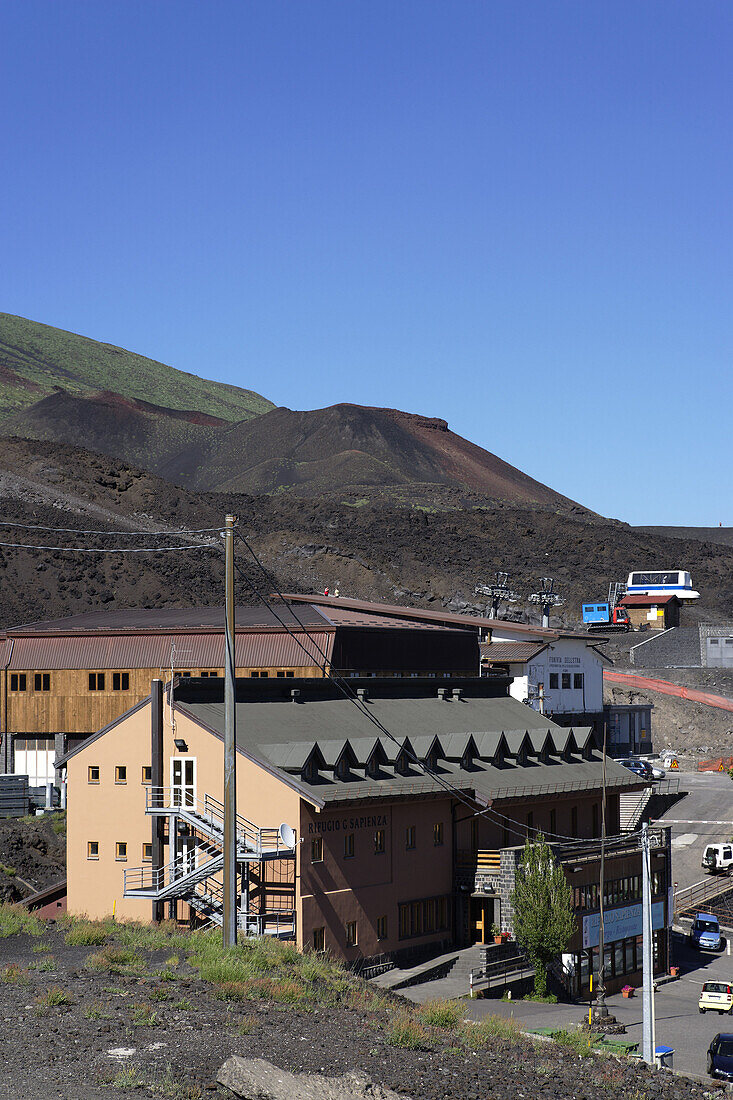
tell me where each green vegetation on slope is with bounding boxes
[0,313,273,423]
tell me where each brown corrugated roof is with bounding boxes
[315,606,464,632]
[619,595,681,607]
[8,631,334,671]
[480,641,548,663]
[6,604,332,635]
[283,593,598,641]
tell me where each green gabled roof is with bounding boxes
[174,678,644,807]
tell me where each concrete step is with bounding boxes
[370,944,484,992]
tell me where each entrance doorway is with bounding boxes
[470,896,495,944]
[171,757,196,807]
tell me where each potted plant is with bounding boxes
[622,984,634,998]
[490,923,502,944]
[670,965,680,978]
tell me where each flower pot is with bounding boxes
[494,936,503,945]
[622,989,634,999]
[670,966,680,978]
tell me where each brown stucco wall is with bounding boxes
[299,797,453,961]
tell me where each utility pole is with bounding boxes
[641,822,654,1064]
[593,720,609,1022]
[223,514,237,949]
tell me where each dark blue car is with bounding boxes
[690,913,724,951]
[708,1033,733,1079]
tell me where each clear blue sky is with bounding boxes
[2,1,731,525]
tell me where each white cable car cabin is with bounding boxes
[625,570,699,600]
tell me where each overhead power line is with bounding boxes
[229,528,640,848]
[0,540,218,553]
[0,520,222,536]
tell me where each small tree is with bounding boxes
[510,832,575,998]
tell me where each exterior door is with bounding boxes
[177,836,197,875]
[171,757,196,807]
[470,897,493,944]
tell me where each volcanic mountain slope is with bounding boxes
[0,436,731,630]
[0,313,272,423]
[159,403,584,506]
[6,388,228,473]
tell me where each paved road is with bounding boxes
[464,931,733,1079]
[657,770,733,892]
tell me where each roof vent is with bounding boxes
[357,687,369,701]
[290,689,301,702]
[453,687,463,701]
[437,687,449,700]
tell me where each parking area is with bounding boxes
[463,931,733,1078]
[658,769,733,893]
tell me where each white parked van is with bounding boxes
[703,844,733,874]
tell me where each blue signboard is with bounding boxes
[582,901,665,949]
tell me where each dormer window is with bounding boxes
[335,756,350,781]
[366,742,388,779]
[395,750,411,777]
[301,744,326,784]
[562,733,579,762]
[459,735,479,771]
[333,742,357,781]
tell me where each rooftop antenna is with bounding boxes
[163,641,195,736]
[528,577,564,628]
[475,571,520,620]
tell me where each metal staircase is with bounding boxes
[123,787,296,937]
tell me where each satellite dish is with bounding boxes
[279,823,296,849]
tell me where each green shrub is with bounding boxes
[66,922,108,946]
[386,1016,429,1049]
[551,1028,599,1056]
[131,1003,160,1027]
[35,985,72,1011]
[83,1003,113,1020]
[29,956,55,972]
[0,903,43,938]
[418,999,463,1029]
[103,1065,142,1089]
[1,964,30,985]
[86,945,143,973]
[463,1014,521,1047]
[115,921,187,952]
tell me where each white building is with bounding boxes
[481,627,607,721]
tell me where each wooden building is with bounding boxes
[0,606,477,782]
[61,675,670,994]
[619,594,682,631]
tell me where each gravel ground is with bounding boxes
[0,921,720,1100]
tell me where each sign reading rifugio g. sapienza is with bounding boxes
[307,814,388,835]
[582,901,665,948]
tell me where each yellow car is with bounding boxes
[700,982,733,1015]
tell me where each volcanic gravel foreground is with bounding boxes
[0,920,717,1100]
